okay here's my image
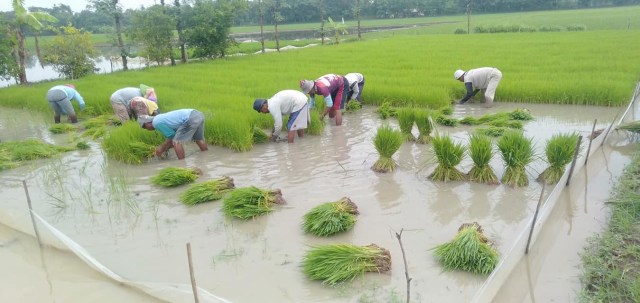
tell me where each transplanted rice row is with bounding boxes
[433,222,499,276]
[223,186,286,219]
[303,197,359,237]
[302,243,392,285]
[180,176,235,206]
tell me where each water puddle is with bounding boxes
[0,102,632,302]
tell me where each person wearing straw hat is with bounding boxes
[253,90,310,143]
[110,84,158,122]
[454,67,502,107]
[344,72,365,105]
[45,84,85,124]
[137,109,208,160]
[300,73,349,126]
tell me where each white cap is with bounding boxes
[454,69,465,80]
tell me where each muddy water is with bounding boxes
[0,102,631,303]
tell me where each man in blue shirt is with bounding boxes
[137,109,208,160]
[45,84,85,123]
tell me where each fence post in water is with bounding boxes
[22,180,43,248]
[525,183,546,255]
[186,243,200,303]
[585,119,597,164]
[565,136,583,186]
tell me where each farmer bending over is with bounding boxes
[46,84,85,124]
[110,84,158,122]
[253,90,310,143]
[300,73,349,126]
[345,72,365,104]
[454,67,502,108]
[137,109,208,160]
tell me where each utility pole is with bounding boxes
[467,0,472,34]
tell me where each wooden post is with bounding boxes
[395,229,411,303]
[22,180,43,247]
[525,183,546,254]
[565,136,583,186]
[186,243,199,303]
[585,119,597,164]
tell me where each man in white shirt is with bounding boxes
[454,67,502,107]
[345,72,365,104]
[253,90,310,143]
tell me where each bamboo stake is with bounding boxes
[525,183,546,254]
[395,228,411,303]
[23,180,43,248]
[585,119,597,164]
[186,243,199,303]
[565,136,583,186]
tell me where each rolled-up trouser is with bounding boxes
[173,110,205,143]
[331,77,349,110]
[484,69,502,107]
[110,94,133,122]
[47,89,75,116]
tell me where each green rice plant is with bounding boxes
[49,123,77,134]
[468,133,499,185]
[83,114,120,129]
[497,130,535,187]
[302,243,392,285]
[414,110,434,144]
[538,133,580,184]
[76,141,90,150]
[180,176,235,206]
[397,107,416,142]
[223,186,286,219]
[302,197,359,237]
[508,108,534,121]
[617,121,640,133]
[128,142,155,161]
[371,125,404,173]
[433,222,498,276]
[476,112,510,124]
[102,121,165,164]
[435,115,459,127]
[476,126,507,137]
[82,126,108,139]
[376,101,396,119]
[439,106,453,116]
[306,110,325,135]
[152,167,202,187]
[345,100,361,113]
[460,116,480,125]
[429,133,467,182]
[253,127,269,143]
[487,118,524,129]
[0,139,73,171]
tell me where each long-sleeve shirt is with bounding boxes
[51,85,85,108]
[309,74,345,107]
[267,90,308,137]
[111,87,142,107]
[152,109,194,138]
[345,73,364,99]
[460,67,495,102]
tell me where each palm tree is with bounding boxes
[10,0,57,84]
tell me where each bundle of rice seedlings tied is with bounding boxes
[429,133,467,182]
[397,107,416,142]
[435,115,459,127]
[302,243,392,285]
[476,126,507,137]
[468,133,499,185]
[537,133,580,184]
[371,125,403,173]
[508,108,534,121]
[376,101,396,119]
[432,222,498,276]
[49,123,77,134]
[414,110,434,144]
[128,142,156,162]
[252,127,269,143]
[303,197,359,237]
[152,166,202,187]
[181,176,235,206]
[497,130,535,187]
[223,186,286,219]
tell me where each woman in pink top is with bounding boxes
[300,74,349,126]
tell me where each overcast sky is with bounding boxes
[1,0,160,13]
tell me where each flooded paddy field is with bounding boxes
[0,102,633,303]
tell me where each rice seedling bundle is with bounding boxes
[497,130,535,187]
[306,111,325,135]
[82,126,107,139]
[429,134,467,182]
[180,176,235,206]
[371,125,404,173]
[223,186,286,219]
[476,112,510,124]
[76,141,90,150]
[1,139,72,161]
[468,133,499,185]
[433,222,498,276]
[460,116,480,125]
[252,127,269,143]
[435,115,459,127]
[439,106,453,116]
[49,123,77,134]
[376,101,396,119]
[616,121,640,133]
[397,107,416,141]
[83,114,120,129]
[345,100,361,113]
[414,110,434,144]
[152,167,202,187]
[508,108,534,121]
[128,142,156,161]
[302,243,392,285]
[537,133,580,184]
[476,126,507,137]
[487,118,523,130]
[303,197,359,237]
